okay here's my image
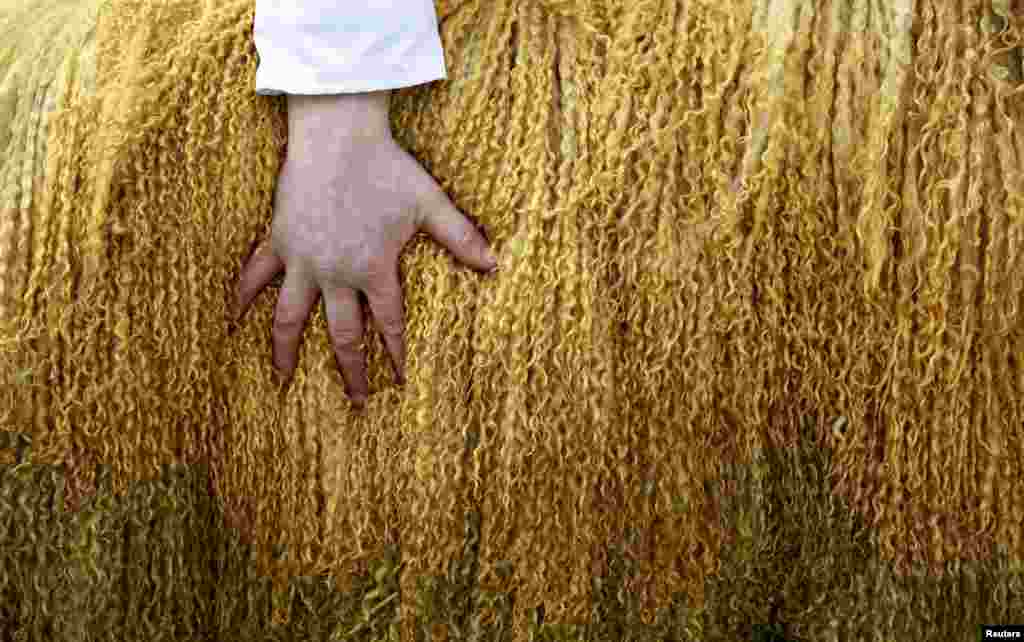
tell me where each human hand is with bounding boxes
[230,92,498,409]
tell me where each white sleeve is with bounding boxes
[253,0,447,95]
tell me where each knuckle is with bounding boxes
[256,239,275,257]
[377,315,404,338]
[272,314,305,338]
[362,255,393,282]
[330,327,363,352]
[412,195,433,229]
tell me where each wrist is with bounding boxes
[285,91,393,156]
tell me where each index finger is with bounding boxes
[232,240,285,323]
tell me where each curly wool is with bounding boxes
[1,0,1023,638]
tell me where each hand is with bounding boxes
[230,92,498,409]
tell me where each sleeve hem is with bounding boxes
[255,69,446,96]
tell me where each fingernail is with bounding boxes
[483,247,498,268]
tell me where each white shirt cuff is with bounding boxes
[253,0,447,95]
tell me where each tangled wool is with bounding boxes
[1,0,1023,639]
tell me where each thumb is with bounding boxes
[415,174,498,272]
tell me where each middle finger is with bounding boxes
[323,286,370,408]
[272,269,320,382]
